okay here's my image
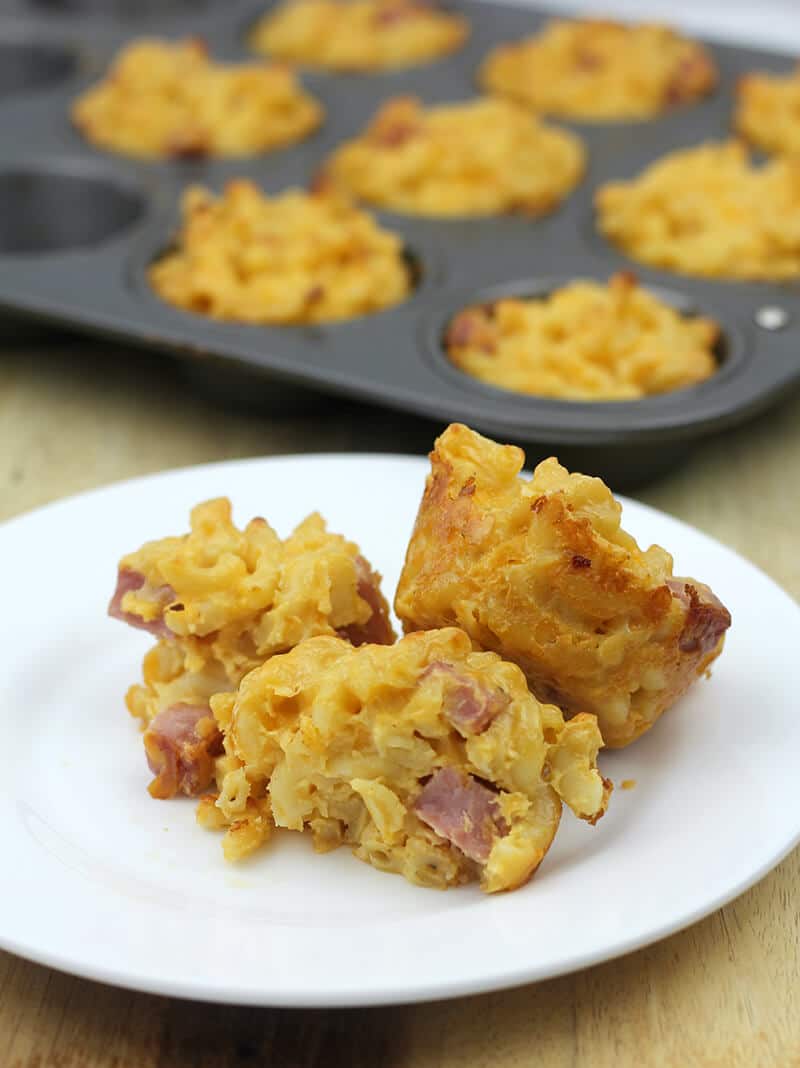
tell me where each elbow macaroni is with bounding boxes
[200,628,611,893]
[394,424,730,747]
[72,38,322,159]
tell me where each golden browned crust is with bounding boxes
[596,141,800,280]
[72,38,322,160]
[148,181,411,324]
[444,274,718,400]
[735,66,800,158]
[394,424,731,748]
[202,628,610,891]
[320,96,585,218]
[250,0,468,72]
[480,18,716,120]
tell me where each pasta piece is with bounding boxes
[395,423,731,747]
[109,499,394,797]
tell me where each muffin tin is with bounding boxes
[0,0,798,485]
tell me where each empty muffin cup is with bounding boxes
[0,42,75,98]
[30,0,216,14]
[0,171,144,255]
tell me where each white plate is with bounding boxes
[2,454,798,1007]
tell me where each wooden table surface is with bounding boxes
[2,338,799,1068]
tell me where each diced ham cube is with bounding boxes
[143,703,223,800]
[423,661,510,734]
[108,567,176,639]
[667,578,731,656]
[337,556,395,646]
[415,767,508,863]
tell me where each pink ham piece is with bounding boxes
[663,52,712,106]
[667,578,731,656]
[445,310,498,355]
[143,703,223,800]
[415,767,508,863]
[423,662,510,734]
[337,556,395,646]
[108,567,176,639]
[371,117,419,148]
[374,1,429,24]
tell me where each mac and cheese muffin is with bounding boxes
[199,628,611,892]
[480,19,716,121]
[250,0,468,72]
[445,274,718,401]
[395,424,731,748]
[109,499,394,798]
[736,66,800,158]
[321,96,585,217]
[149,182,412,323]
[72,38,322,160]
[596,141,800,280]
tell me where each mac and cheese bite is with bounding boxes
[250,0,468,72]
[596,141,800,280]
[72,38,322,160]
[735,66,800,158]
[480,19,716,121]
[321,96,585,217]
[109,499,394,798]
[395,424,731,748]
[149,182,412,324]
[150,181,412,322]
[200,628,611,892]
[445,273,718,401]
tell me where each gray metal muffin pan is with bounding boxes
[0,0,798,484]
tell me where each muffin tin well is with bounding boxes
[0,0,797,485]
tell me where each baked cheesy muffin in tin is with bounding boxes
[108,498,394,798]
[72,38,322,160]
[198,628,611,891]
[149,181,412,324]
[395,424,731,748]
[321,96,586,217]
[736,66,800,157]
[445,273,718,401]
[596,141,800,280]
[249,0,468,73]
[479,19,717,121]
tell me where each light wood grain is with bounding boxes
[2,341,799,1068]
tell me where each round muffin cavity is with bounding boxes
[445,274,719,401]
[149,181,412,325]
[321,95,585,218]
[596,141,800,281]
[736,66,800,157]
[249,0,468,72]
[0,42,75,99]
[0,170,144,255]
[72,37,322,160]
[479,18,717,121]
